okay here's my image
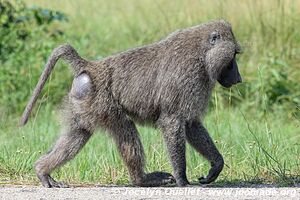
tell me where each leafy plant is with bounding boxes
[0,0,69,113]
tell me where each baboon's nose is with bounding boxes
[236,75,242,83]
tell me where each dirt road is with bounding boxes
[0,186,299,200]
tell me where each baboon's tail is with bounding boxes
[20,44,87,126]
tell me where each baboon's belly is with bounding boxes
[118,90,160,124]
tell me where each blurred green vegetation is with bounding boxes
[0,0,69,113]
[0,0,299,185]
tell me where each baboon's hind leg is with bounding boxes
[35,127,92,188]
[35,72,94,188]
[186,120,224,184]
[108,114,175,186]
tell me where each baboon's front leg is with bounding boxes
[108,115,175,187]
[35,128,92,188]
[186,120,224,184]
[159,116,189,186]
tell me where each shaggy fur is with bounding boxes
[20,20,242,187]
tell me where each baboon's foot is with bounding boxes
[38,174,69,188]
[136,172,175,187]
[199,158,224,184]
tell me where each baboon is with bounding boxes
[20,20,242,187]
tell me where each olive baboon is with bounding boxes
[20,20,242,187]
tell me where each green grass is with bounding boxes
[0,0,300,186]
[0,100,299,186]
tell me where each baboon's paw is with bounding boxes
[176,178,190,187]
[137,171,175,187]
[38,174,69,188]
[198,176,212,184]
[198,159,224,184]
[48,176,69,188]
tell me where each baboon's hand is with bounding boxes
[198,158,224,184]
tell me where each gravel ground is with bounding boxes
[0,186,299,200]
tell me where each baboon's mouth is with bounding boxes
[218,80,233,88]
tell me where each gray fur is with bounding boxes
[21,20,242,187]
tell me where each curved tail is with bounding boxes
[20,44,87,126]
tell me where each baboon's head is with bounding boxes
[204,20,242,88]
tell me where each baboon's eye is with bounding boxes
[209,31,221,45]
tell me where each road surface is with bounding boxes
[0,186,299,200]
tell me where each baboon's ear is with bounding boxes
[209,31,221,45]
